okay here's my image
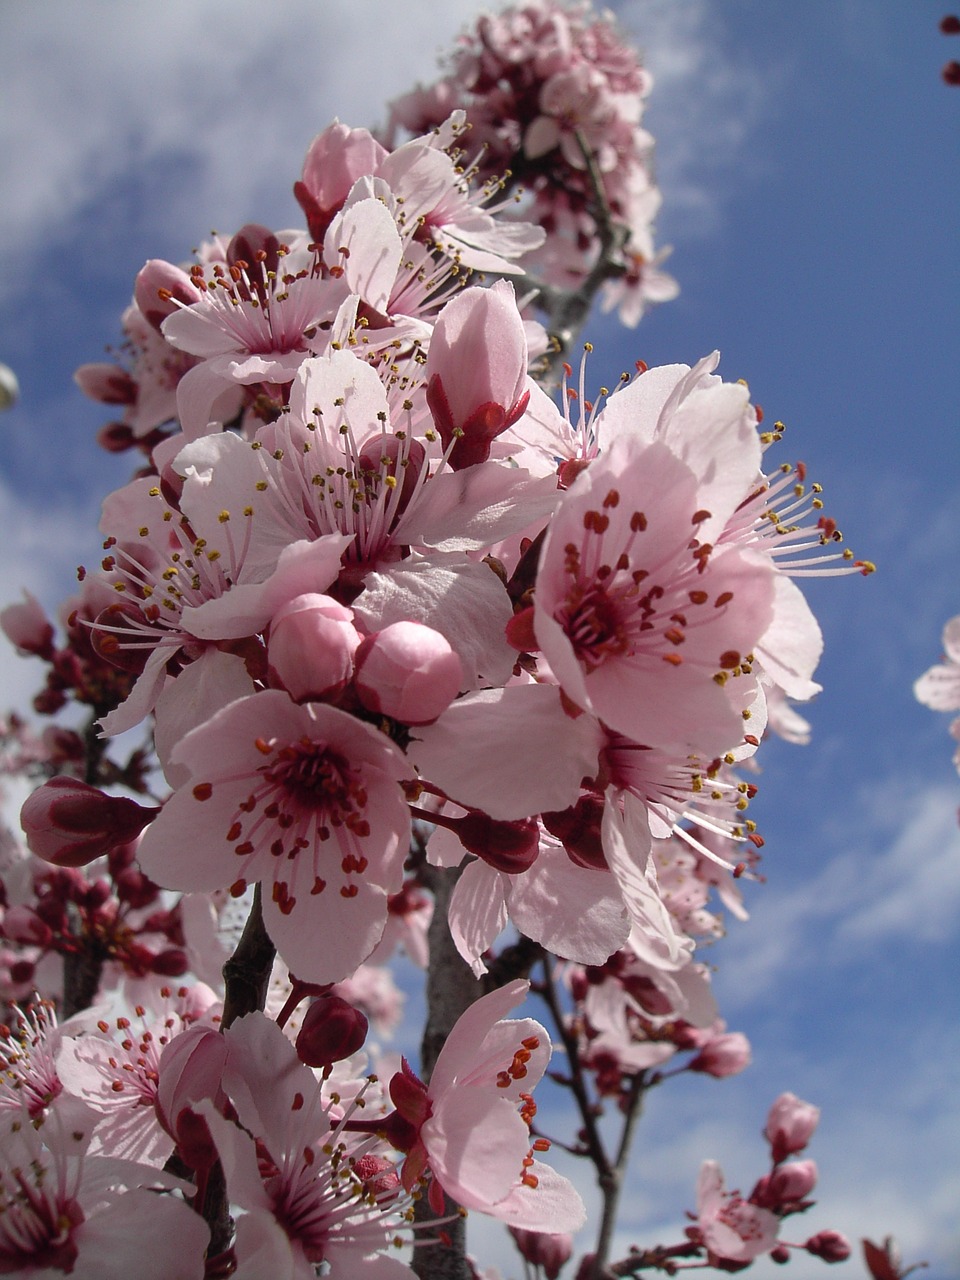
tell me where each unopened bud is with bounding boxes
[509,1228,574,1280]
[424,281,530,469]
[73,362,137,406]
[455,811,540,874]
[1,906,52,948]
[753,1159,818,1209]
[355,621,462,725]
[296,994,368,1068]
[267,593,360,702]
[157,1025,227,1141]
[1,592,55,658]
[688,1031,752,1078]
[806,1230,852,1263]
[20,777,158,868]
[765,1092,820,1162]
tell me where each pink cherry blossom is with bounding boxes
[694,1159,779,1264]
[136,690,411,984]
[56,983,219,1165]
[534,431,775,756]
[203,1011,416,1278]
[0,1095,209,1278]
[358,980,585,1232]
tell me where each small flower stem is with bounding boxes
[538,953,611,1180]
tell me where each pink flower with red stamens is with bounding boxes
[534,431,776,757]
[136,690,411,984]
[355,980,585,1231]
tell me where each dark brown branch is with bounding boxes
[219,884,276,1032]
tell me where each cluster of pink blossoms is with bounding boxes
[381,0,678,325]
[0,5,876,1276]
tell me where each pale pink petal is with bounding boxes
[602,794,690,970]
[429,980,530,1097]
[264,873,390,984]
[153,650,255,787]
[506,841,629,965]
[231,1212,304,1280]
[324,199,402,314]
[409,685,603,820]
[448,858,509,977]
[71,1189,210,1280]
[392,465,558,551]
[755,573,823,700]
[481,1160,587,1232]
[98,643,177,737]
[424,1090,530,1208]
[182,535,351,640]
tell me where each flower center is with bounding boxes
[265,740,366,818]
[559,580,632,670]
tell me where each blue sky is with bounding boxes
[1,2,958,1277]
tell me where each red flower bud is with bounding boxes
[20,777,159,868]
[295,994,368,1068]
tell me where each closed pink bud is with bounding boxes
[688,1031,752,1077]
[765,1092,820,1162]
[1,591,55,658]
[772,1158,817,1202]
[20,777,159,868]
[295,122,387,242]
[510,1229,574,1280]
[296,994,368,1068]
[806,1230,852,1263]
[354,621,462,724]
[425,280,530,469]
[157,1025,227,1171]
[268,593,361,701]
[134,259,202,331]
[753,1159,818,1209]
[73,362,137,406]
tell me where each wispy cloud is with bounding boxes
[717,774,960,1004]
[1,0,771,310]
[615,0,771,237]
[0,0,484,304]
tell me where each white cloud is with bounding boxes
[615,0,771,237]
[717,776,960,1002]
[0,0,485,302]
[0,0,772,308]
